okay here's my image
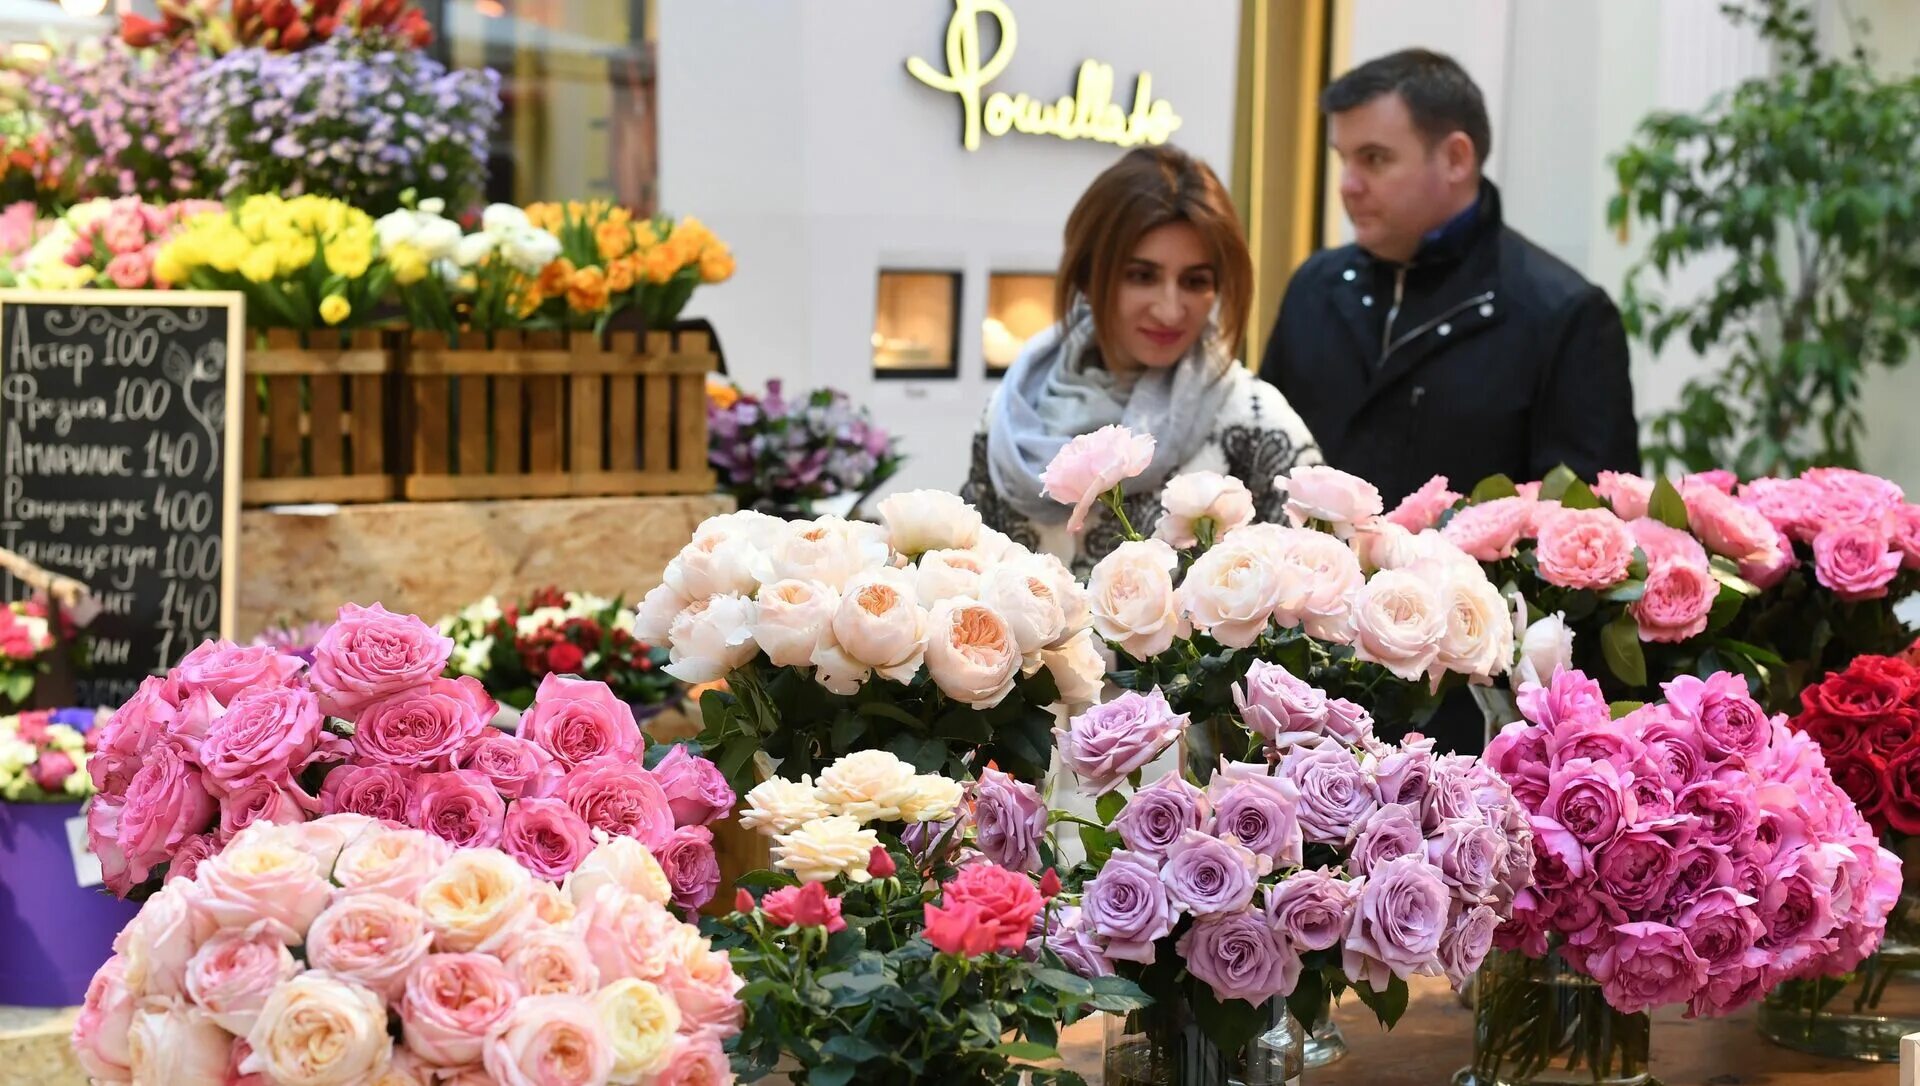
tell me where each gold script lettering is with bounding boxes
[906,0,1183,152]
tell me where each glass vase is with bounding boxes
[1454,948,1657,1086]
[1299,1011,1349,1069]
[1757,837,1920,1061]
[1104,996,1305,1086]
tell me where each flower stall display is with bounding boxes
[640,499,1104,791]
[155,194,393,329]
[85,602,732,916]
[706,378,903,519]
[1045,669,1533,1085]
[120,0,436,53]
[72,815,742,1084]
[521,201,736,332]
[1467,668,1900,1086]
[1759,652,1920,1059]
[0,76,59,212]
[27,39,210,202]
[0,601,54,707]
[438,587,678,714]
[719,749,1147,1084]
[378,200,563,334]
[182,30,499,215]
[20,196,226,292]
[0,708,105,803]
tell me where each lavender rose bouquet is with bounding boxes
[1043,667,1534,1063]
[707,378,903,517]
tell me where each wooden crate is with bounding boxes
[241,329,398,506]
[403,328,716,501]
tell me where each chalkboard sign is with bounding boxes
[0,291,244,707]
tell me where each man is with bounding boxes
[1260,49,1638,509]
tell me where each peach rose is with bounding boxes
[195,832,333,943]
[1155,471,1256,549]
[184,929,302,1036]
[419,850,537,954]
[504,930,601,997]
[812,568,927,692]
[913,549,990,605]
[334,827,454,901]
[1177,538,1290,649]
[401,952,522,1066]
[766,516,889,591]
[876,489,984,554]
[1088,540,1186,660]
[1346,569,1447,682]
[752,579,841,668]
[924,597,1021,708]
[306,893,435,1001]
[663,594,759,684]
[243,974,393,1085]
[481,994,615,1086]
[128,1004,231,1084]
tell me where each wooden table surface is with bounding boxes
[1055,975,1898,1085]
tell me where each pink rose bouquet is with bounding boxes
[53,196,223,290]
[85,602,732,911]
[73,815,741,1084]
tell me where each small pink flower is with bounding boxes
[1631,560,1718,643]
[1534,507,1636,590]
[1812,523,1903,601]
[1385,475,1459,532]
[1441,497,1534,560]
[1593,472,1654,519]
[1039,425,1156,533]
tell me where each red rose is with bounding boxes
[923,901,998,957]
[762,882,845,933]
[1795,712,1865,759]
[546,641,586,676]
[937,864,1043,953]
[866,845,896,879]
[1803,656,1919,719]
[1883,745,1920,836]
[1866,708,1920,759]
[1826,751,1891,829]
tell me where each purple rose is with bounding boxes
[1668,842,1734,909]
[1528,816,1588,891]
[1516,669,1609,730]
[973,768,1048,872]
[1636,706,1707,789]
[1585,921,1707,1014]
[1323,698,1375,744]
[1428,817,1507,901]
[1545,718,1647,771]
[1438,904,1499,987]
[1177,909,1300,1005]
[659,824,723,912]
[1593,822,1686,912]
[1350,803,1426,877]
[652,744,737,828]
[1207,764,1302,872]
[409,769,507,849]
[1112,773,1211,860]
[1421,758,1484,832]
[1056,689,1189,795]
[1283,745,1379,846]
[1233,660,1328,748]
[1675,777,1755,851]
[1342,855,1452,990]
[1543,758,1636,845]
[1626,767,1675,822]
[1082,849,1177,962]
[1263,868,1357,952]
[1662,672,1770,762]
[1161,829,1260,915]
[1031,905,1113,978]
[1677,888,1763,971]
[1368,739,1434,809]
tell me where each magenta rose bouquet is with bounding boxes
[84,602,732,913]
[72,815,740,1084]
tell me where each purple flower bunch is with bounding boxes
[183,33,499,215]
[1053,664,1534,1023]
[29,41,210,201]
[1486,668,1903,1018]
[707,379,901,512]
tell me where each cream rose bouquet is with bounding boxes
[638,499,1104,791]
[1052,427,1512,770]
[72,815,742,1085]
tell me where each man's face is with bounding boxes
[1329,91,1468,263]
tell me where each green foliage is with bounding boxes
[1608,0,1920,477]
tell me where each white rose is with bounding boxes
[1266,528,1365,641]
[1434,568,1513,683]
[1042,628,1107,709]
[663,593,759,684]
[515,606,569,638]
[818,568,927,683]
[1177,538,1293,649]
[915,549,990,604]
[982,561,1069,655]
[243,975,392,1086]
[969,526,1020,565]
[481,203,533,233]
[664,527,772,601]
[1517,612,1574,688]
[1275,465,1385,539]
[564,836,672,908]
[773,815,880,883]
[1088,540,1186,659]
[738,776,832,835]
[752,579,840,668]
[769,517,890,590]
[1352,521,1422,573]
[817,750,919,823]
[877,489,983,555]
[634,582,690,642]
[1347,569,1447,682]
[596,978,681,1080]
[1155,471,1257,549]
[127,1004,232,1086]
[924,597,1022,708]
[898,775,967,822]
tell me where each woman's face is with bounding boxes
[1107,221,1217,371]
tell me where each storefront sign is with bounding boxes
[906,0,1182,152]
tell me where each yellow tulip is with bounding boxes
[319,295,352,325]
[595,221,633,261]
[643,246,680,285]
[151,246,185,286]
[325,239,373,280]
[699,246,736,284]
[239,245,280,284]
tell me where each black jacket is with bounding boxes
[1258,181,1638,507]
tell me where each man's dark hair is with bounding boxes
[1321,48,1491,168]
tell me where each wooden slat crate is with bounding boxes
[402,328,717,501]
[241,329,398,506]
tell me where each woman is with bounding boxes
[962,145,1319,574]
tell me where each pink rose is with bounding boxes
[659,824,722,912]
[1039,424,1156,533]
[1812,523,1903,601]
[1534,507,1636,590]
[502,931,601,996]
[575,887,684,983]
[29,750,74,793]
[218,776,310,840]
[72,955,135,1082]
[164,832,221,885]
[1685,470,1737,495]
[1804,467,1905,530]
[127,1004,232,1083]
[1584,921,1707,1014]
[322,763,420,822]
[89,676,181,796]
[560,757,674,849]
[410,770,508,849]
[1683,482,1781,566]
[173,640,306,705]
[1739,476,1822,541]
[652,1032,732,1086]
[482,994,615,1086]
[353,676,496,770]
[1593,472,1654,520]
[104,249,152,289]
[1385,475,1460,532]
[516,674,641,770]
[501,797,596,881]
[334,827,453,900]
[184,930,301,1036]
[307,893,435,1001]
[402,953,523,1066]
[309,602,455,717]
[1891,504,1920,571]
[1739,523,1797,590]
[1441,497,1534,560]
[1631,560,1717,643]
[658,939,744,1037]
[103,740,217,890]
[1156,470,1259,546]
[195,830,334,941]
[1629,517,1707,571]
[1278,464,1384,538]
[651,744,736,828]
[198,686,329,794]
[459,731,560,800]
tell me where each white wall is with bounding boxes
[659,0,1241,495]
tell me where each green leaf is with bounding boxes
[1470,474,1520,503]
[1647,477,1691,529]
[1603,579,1647,603]
[821,1034,889,1062]
[1559,479,1602,510]
[992,1041,1061,1061]
[1609,700,1645,719]
[1189,981,1278,1061]
[1538,464,1581,502]
[1716,637,1787,668]
[829,712,868,752]
[1031,967,1096,999]
[1078,825,1113,870]
[1352,976,1411,1027]
[1709,558,1762,597]
[808,1063,858,1086]
[1095,791,1127,825]
[1601,611,1649,688]
[1285,969,1330,1035]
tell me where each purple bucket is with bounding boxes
[0,801,141,1007]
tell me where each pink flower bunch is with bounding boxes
[1485,668,1902,1018]
[85,602,732,913]
[1738,467,1919,601]
[62,196,223,289]
[72,815,741,1085]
